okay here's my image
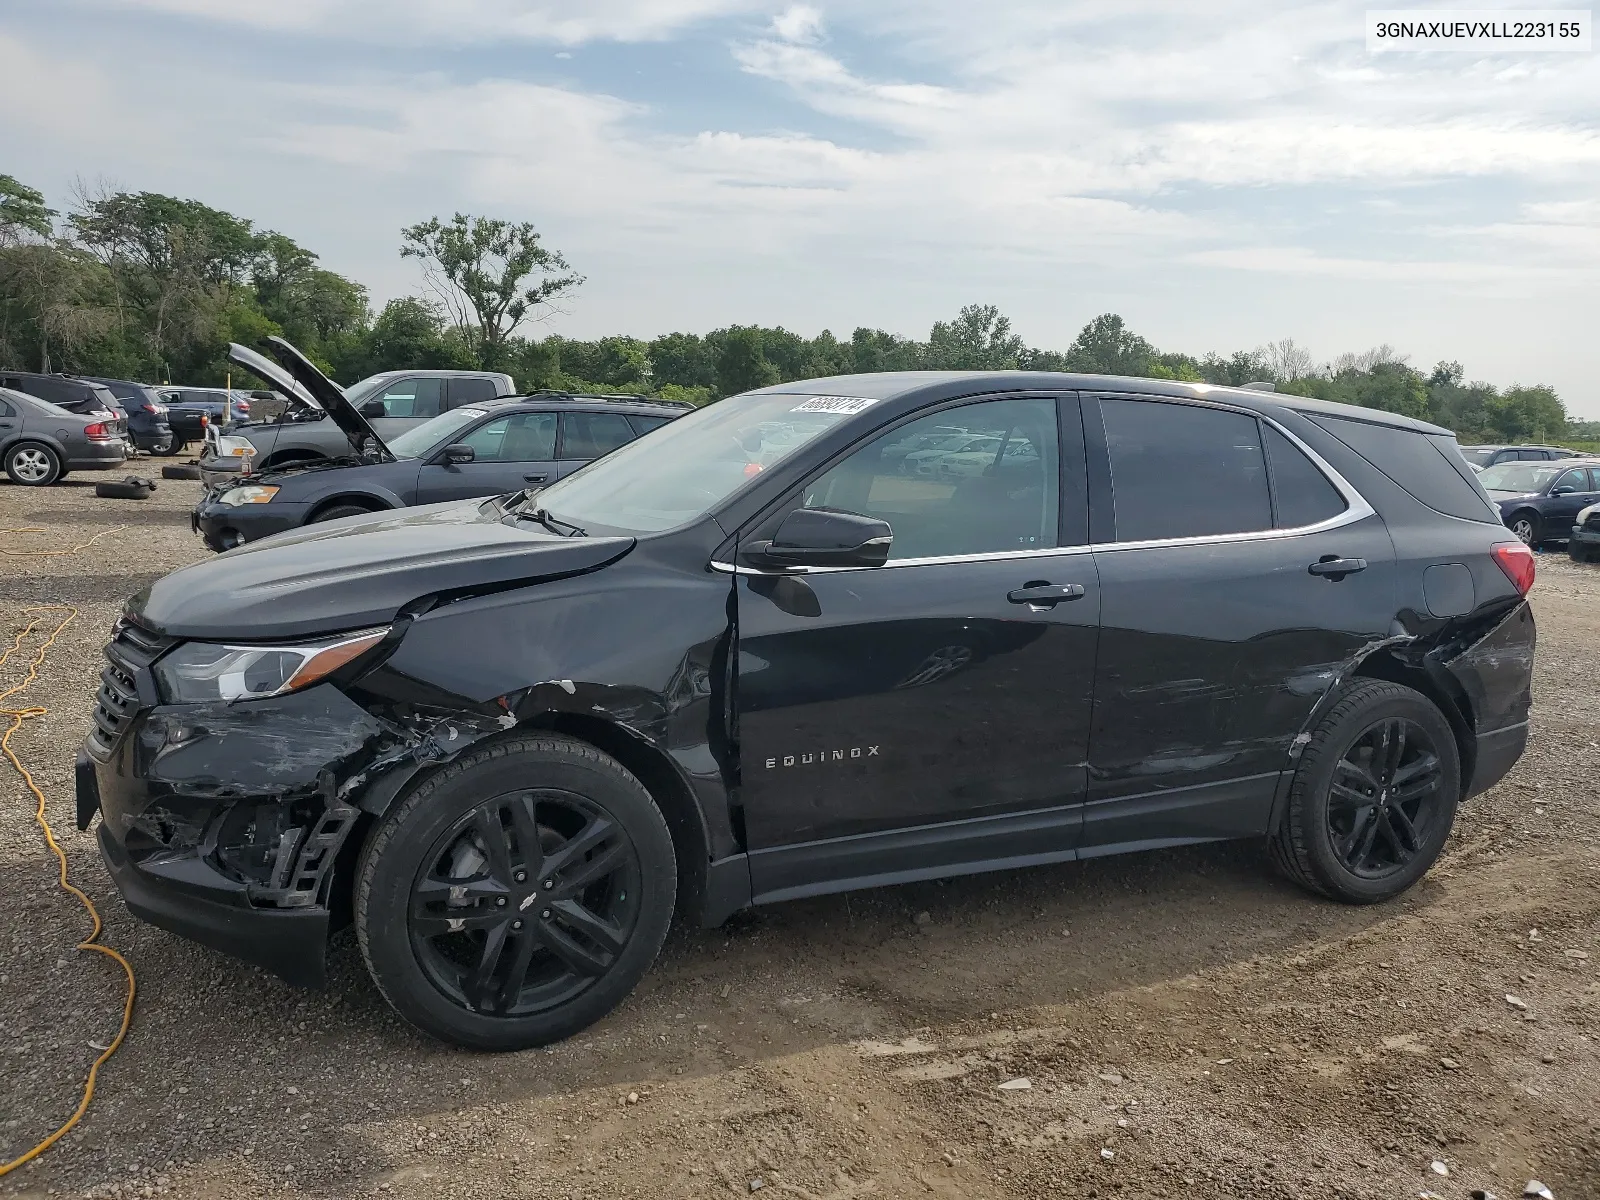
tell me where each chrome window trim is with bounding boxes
[710,401,1375,577]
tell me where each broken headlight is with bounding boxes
[153,628,389,704]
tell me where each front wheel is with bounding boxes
[356,733,677,1051]
[155,437,185,457]
[1270,679,1460,904]
[1507,511,1541,547]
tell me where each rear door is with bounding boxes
[364,377,444,441]
[556,410,638,478]
[1081,394,1396,851]
[414,410,560,503]
[447,377,501,410]
[735,393,1100,897]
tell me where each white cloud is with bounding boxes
[770,3,825,44]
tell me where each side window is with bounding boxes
[459,412,557,462]
[1102,398,1271,541]
[450,377,499,407]
[800,396,1060,561]
[373,378,443,418]
[0,397,13,417]
[1518,450,1545,461]
[1588,467,1600,491]
[560,411,636,459]
[1554,468,1587,493]
[628,414,672,436]
[1264,426,1347,528]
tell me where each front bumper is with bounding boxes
[192,494,309,551]
[81,681,391,987]
[1570,526,1600,553]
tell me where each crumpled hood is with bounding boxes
[130,500,635,641]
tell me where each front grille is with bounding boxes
[87,618,175,755]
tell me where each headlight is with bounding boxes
[152,628,389,703]
[1579,503,1597,523]
[216,435,256,459]
[219,485,279,506]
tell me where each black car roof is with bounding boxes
[487,393,691,414]
[747,371,1454,436]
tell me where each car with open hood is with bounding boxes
[79,367,1536,1051]
[189,341,686,550]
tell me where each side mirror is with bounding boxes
[359,399,387,418]
[1553,485,1576,495]
[442,443,475,465]
[745,507,892,569]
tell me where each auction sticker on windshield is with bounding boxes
[790,395,879,414]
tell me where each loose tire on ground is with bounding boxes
[356,732,677,1051]
[161,464,201,480]
[1270,679,1460,904]
[95,476,157,500]
[4,441,63,486]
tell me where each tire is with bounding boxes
[1571,542,1597,564]
[95,476,156,500]
[311,502,380,524]
[155,438,185,457]
[356,733,677,1051]
[1270,679,1460,904]
[5,441,62,486]
[1506,511,1541,547]
[161,464,201,481]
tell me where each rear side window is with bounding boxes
[0,397,13,417]
[451,377,499,407]
[628,414,671,436]
[1311,416,1499,523]
[1102,398,1272,541]
[1264,426,1347,528]
[560,411,636,459]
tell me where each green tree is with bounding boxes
[715,326,780,396]
[849,327,922,373]
[360,296,466,375]
[925,304,1024,370]
[0,175,55,243]
[648,331,715,389]
[1489,385,1567,442]
[1064,313,1156,375]
[399,213,582,370]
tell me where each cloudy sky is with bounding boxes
[5,0,1597,413]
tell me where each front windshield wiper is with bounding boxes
[511,495,586,537]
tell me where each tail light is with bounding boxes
[1491,541,1536,596]
[140,402,158,414]
[199,414,209,427]
[84,422,110,439]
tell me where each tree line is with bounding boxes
[0,173,1581,445]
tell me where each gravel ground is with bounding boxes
[2,472,1597,1200]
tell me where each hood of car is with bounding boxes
[228,338,391,461]
[128,500,636,641]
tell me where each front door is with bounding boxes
[1547,465,1600,530]
[415,411,561,503]
[734,394,1100,898]
[1082,394,1398,850]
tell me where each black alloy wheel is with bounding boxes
[357,733,676,1050]
[409,789,641,1018]
[1325,717,1444,879]
[1270,678,1460,903]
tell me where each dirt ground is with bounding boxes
[1,471,1596,1200]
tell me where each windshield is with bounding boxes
[1460,447,1496,467]
[533,392,878,533]
[1478,462,1566,492]
[386,407,489,458]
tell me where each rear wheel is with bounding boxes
[1507,510,1541,547]
[5,441,62,486]
[356,734,677,1051]
[1270,679,1459,904]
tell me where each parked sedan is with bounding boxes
[0,371,129,439]
[0,385,128,485]
[191,343,685,551]
[1479,458,1600,546]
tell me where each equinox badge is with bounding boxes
[765,746,880,768]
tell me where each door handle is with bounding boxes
[1007,582,1086,605]
[1308,556,1367,579]
[522,473,549,484]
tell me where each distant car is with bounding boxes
[207,368,516,475]
[1478,458,1600,546]
[1459,444,1586,471]
[0,385,128,485]
[1571,502,1600,563]
[158,387,252,452]
[81,376,176,454]
[191,340,687,550]
[0,371,129,439]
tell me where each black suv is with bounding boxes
[190,349,686,550]
[79,343,1536,1051]
[0,371,128,437]
[1459,444,1584,470]
[81,376,176,454]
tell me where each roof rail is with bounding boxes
[516,390,694,409]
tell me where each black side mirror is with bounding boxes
[745,507,892,568]
[1553,485,1576,495]
[359,399,386,418]
[442,443,475,465]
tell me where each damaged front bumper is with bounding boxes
[79,682,390,987]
